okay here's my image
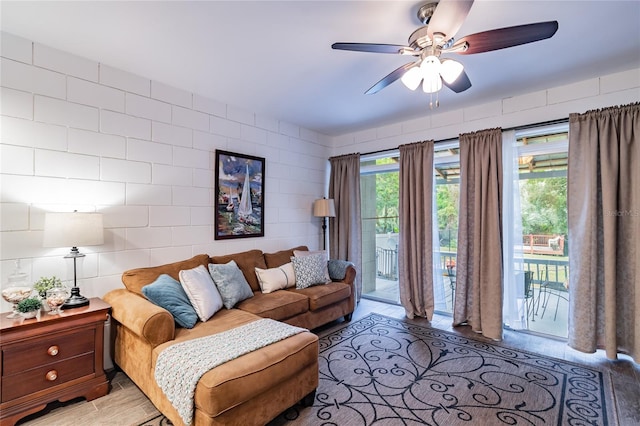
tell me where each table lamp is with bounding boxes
[43,211,104,309]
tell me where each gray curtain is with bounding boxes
[454,128,504,340]
[398,141,435,319]
[329,153,362,302]
[567,103,639,362]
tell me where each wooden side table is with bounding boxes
[0,297,111,426]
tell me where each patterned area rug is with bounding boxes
[142,314,617,425]
[137,414,172,426]
[271,314,617,425]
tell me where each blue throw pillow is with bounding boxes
[208,260,254,309]
[142,274,198,328]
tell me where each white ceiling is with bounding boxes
[2,1,639,136]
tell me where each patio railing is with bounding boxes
[438,252,568,287]
[376,247,398,280]
[375,247,568,287]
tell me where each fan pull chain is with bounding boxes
[429,91,440,109]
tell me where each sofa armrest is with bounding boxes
[103,288,175,347]
[328,259,356,283]
[341,264,356,286]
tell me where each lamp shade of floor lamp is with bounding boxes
[313,198,335,250]
[43,211,104,309]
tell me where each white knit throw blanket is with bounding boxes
[154,319,307,425]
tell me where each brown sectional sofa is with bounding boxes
[103,246,356,426]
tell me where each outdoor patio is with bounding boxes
[363,276,569,338]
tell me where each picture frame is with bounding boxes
[214,150,265,239]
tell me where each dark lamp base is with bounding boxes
[61,287,90,309]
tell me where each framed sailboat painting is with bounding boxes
[214,150,265,239]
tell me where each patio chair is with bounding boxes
[538,270,568,321]
[522,271,536,321]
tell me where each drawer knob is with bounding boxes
[46,370,58,381]
[47,345,59,356]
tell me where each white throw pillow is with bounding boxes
[179,265,223,322]
[255,262,296,293]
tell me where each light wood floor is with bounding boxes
[17,298,640,425]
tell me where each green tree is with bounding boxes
[375,169,399,233]
[436,184,459,230]
[436,183,459,250]
[520,177,567,235]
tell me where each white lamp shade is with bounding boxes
[400,66,422,91]
[43,212,104,248]
[420,55,443,93]
[440,59,464,84]
[313,199,336,217]
[422,75,443,93]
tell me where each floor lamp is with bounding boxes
[43,211,104,309]
[313,198,335,251]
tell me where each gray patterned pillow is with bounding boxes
[291,253,330,289]
[208,260,254,309]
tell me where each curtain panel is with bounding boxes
[567,103,639,362]
[329,153,363,302]
[398,141,435,319]
[501,130,527,330]
[454,128,504,340]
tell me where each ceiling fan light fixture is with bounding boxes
[422,75,443,93]
[401,66,423,90]
[440,59,464,84]
[420,55,442,93]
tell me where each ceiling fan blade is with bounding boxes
[442,69,472,93]
[365,62,418,95]
[332,42,408,54]
[428,0,474,41]
[451,21,559,55]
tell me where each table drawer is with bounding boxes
[2,328,94,375]
[1,352,95,402]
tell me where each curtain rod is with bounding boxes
[359,118,568,157]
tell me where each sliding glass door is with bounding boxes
[360,156,400,304]
[358,124,569,339]
[433,143,460,313]
[503,124,569,338]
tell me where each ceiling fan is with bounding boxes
[332,0,558,106]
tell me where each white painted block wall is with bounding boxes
[331,69,640,155]
[0,32,332,312]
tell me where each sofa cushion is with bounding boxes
[291,253,331,289]
[289,281,352,311]
[263,245,308,268]
[255,262,296,293]
[210,249,266,292]
[236,291,309,321]
[179,265,224,322]
[122,254,211,296]
[141,274,198,329]
[208,261,254,309]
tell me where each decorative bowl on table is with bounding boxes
[46,287,69,315]
[16,297,42,320]
[20,310,38,319]
[2,286,33,319]
[2,259,32,318]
